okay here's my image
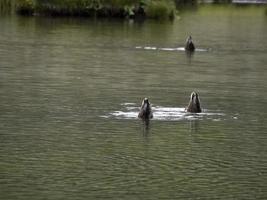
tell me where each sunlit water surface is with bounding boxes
[0,5,267,199]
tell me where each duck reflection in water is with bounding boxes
[185,49,194,63]
[188,120,200,133]
[141,119,151,136]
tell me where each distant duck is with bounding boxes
[138,98,153,119]
[186,92,202,113]
[185,36,195,52]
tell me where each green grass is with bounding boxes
[145,0,176,20]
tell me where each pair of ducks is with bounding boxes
[138,92,201,119]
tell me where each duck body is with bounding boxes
[185,36,195,52]
[138,98,153,119]
[186,92,202,113]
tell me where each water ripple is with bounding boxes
[135,46,209,52]
[103,103,226,121]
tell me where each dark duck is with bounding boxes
[185,36,195,52]
[186,92,202,113]
[138,98,153,119]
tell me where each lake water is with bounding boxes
[0,5,267,199]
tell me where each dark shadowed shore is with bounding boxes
[15,0,179,20]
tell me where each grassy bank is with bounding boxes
[15,0,177,20]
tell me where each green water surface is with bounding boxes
[0,5,267,199]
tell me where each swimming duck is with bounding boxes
[138,98,153,119]
[186,92,202,113]
[185,36,195,52]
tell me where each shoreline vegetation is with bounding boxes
[1,1,266,19]
[15,0,180,20]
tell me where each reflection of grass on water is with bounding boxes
[0,0,13,14]
[197,4,267,16]
[15,0,177,20]
[16,0,34,15]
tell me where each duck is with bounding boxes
[186,92,202,113]
[138,98,153,119]
[185,36,195,52]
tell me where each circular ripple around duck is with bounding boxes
[103,103,227,122]
[135,46,209,52]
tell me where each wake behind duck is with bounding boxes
[135,36,208,52]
